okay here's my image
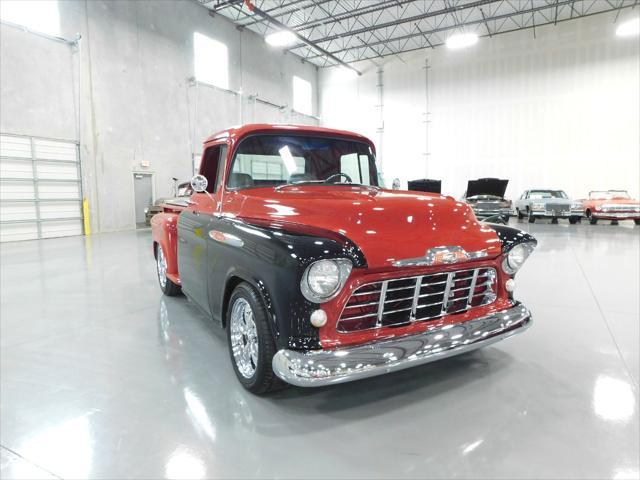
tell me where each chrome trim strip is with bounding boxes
[376,281,388,327]
[440,272,453,315]
[410,276,423,321]
[467,269,479,306]
[273,303,532,387]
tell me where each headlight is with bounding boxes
[532,202,545,210]
[300,259,352,303]
[571,201,582,209]
[502,243,536,275]
[144,207,149,214]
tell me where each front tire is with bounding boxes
[156,245,181,296]
[569,217,580,224]
[528,209,536,223]
[517,208,524,219]
[635,219,640,225]
[227,283,285,394]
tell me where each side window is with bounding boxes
[199,145,226,193]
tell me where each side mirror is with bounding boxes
[191,174,208,193]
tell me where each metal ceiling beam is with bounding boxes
[288,0,499,50]
[293,0,415,31]
[344,4,633,64]
[304,0,614,61]
[246,3,362,74]
[240,0,333,27]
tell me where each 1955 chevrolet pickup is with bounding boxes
[151,124,536,393]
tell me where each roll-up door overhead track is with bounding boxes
[0,133,84,242]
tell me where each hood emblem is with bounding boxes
[393,246,487,267]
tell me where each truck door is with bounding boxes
[177,144,227,314]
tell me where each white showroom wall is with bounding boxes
[319,11,640,201]
[1,0,318,233]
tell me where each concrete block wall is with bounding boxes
[1,0,319,233]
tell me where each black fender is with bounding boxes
[206,216,366,351]
[484,222,537,252]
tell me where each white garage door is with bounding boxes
[0,134,84,242]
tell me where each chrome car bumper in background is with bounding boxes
[273,302,532,387]
[594,212,640,218]
[473,208,511,219]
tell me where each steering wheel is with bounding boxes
[325,173,353,184]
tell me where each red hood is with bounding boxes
[232,186,502,269]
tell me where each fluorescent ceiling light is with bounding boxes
[616,18,639,37]
[265,30,297,47]
[446,32,478,49]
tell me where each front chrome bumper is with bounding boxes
[594,212,640,218]
[532,210,582,218]
[272,302,532,387]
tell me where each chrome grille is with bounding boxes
[545,203,570,213]
[338,268,498,333]
[602,204,635,211]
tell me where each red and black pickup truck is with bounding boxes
[151,124,536,394]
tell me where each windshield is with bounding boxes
[529,190,567,199]
[590,190,630,200]
[227,134,378,190]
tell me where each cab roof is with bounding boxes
[204,124,374,151]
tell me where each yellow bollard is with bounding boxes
[83,198,91,235]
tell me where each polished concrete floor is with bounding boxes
[1,220,639,479]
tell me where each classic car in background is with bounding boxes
[514,189,583,224]
[582,190,640,225]
[462,178,512,223]
[151,124,536,394]
[408,178,442,194]
[144,181,193,225]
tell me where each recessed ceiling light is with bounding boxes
[616,18,639,37]
[265,30,297,47]
[446,32,479,49]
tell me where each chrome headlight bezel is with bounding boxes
[531,202,545,211]
[502,242,536,275]
[300,259,353,303]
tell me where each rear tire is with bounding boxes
[226,282,285,394]
[156,245,181,296]
[517,208,524,220]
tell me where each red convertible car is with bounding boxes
[582,190,640,225]
[151,124,536,393]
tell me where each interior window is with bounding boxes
[200,145,226,193]
[340,153,371,184]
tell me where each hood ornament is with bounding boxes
[393,246,487,267]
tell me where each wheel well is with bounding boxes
[222,276,245,328]
[153,241,158,259]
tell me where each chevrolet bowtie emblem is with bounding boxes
[393,246,488,267]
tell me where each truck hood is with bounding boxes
[466,178,508,199]
[234,186,502,269]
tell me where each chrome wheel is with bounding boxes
[230,297,259,379]
[156,246,167,289]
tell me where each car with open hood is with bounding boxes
[144,181,193,226]
[582,190,640,225]
[514,189,583,224]
[151,125,536,393]
[462,178,512,222]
